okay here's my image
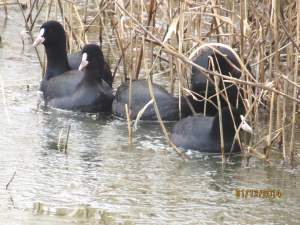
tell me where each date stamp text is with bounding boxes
[236,190,281,198]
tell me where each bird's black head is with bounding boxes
[79,44,105,71]
[33,20,66,48]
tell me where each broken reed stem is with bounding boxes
[248,147,272,165]
[125,104,132,143]
[64,123,72,155]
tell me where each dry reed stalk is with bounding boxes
[176,2,187,119]
[72,4,88,45]
[46,0,52,21]
[26,0,37,23]
[109,11,127,82]
[56,0,81,49]
[229,0,235,46]
[170,56,174,94]
[248,147,272,164]
[265,91,275,159]
[140,34,186,161]
[98,13,116,63]
[253,124,290,149]
[128,74,132,120]
[289,0,300,166]
[2,0,7,15]
[281,78,287,163]
[147,75,187,161]
[125,104,132,143]
[28,0,45,31]
[0,1,27,7]
[57,0,64,26]
[68,0,73,52]
[98,11,102,44]
[274,0,282,131]
[54,0,58,20]
[281,0,294,165]
[214,75,225,162]
[148,0,156,81]
[83,0,88,23]
[203,80,209,116]
[287,0,293,69]
[211,0,225,43]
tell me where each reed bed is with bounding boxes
[8,0,300,165]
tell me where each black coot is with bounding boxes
[112,80,192,121]
[190,47,253,115]
[47,44,114,112]
[170,107,253,153]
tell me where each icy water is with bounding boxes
[1,2,300,225]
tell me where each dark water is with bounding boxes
[1,2,300,225]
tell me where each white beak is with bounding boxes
[78,53,89,71]
[240,115,253,134]
[33,28,45,47]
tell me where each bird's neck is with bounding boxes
[83,68,103,84]
[44,45,71,81]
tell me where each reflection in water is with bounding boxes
[0,3,300,225]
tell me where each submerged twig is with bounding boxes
[6,172,16,190]
[64,123,72,155]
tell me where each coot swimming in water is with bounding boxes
[112,80,192,121]
[47,44,114,112]
[170,107,253,153]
